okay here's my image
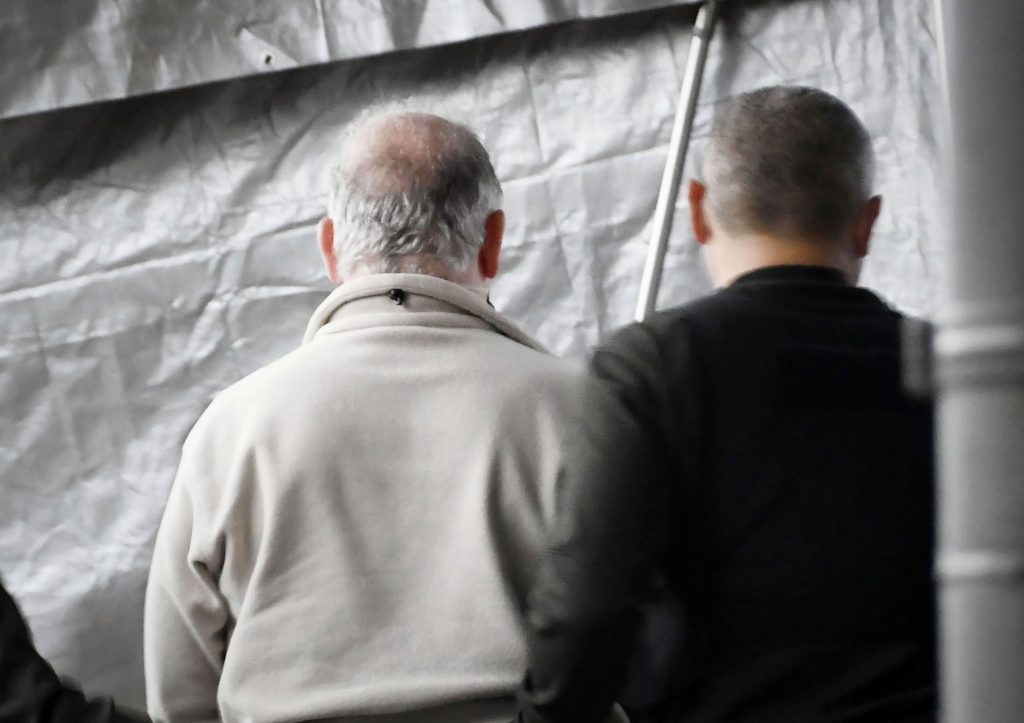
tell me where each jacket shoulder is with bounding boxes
[597,303,705,371]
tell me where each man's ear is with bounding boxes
[688,180,711,245]
[318,217,343,285]
[853,195,882,259]
[478,210,504,280]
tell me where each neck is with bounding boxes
[713,233,858,287]
[341,262,491,299]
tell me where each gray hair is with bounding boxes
[326,107,502,278]
[704,86,875,243]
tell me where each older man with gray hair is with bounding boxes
[144,109,581,722]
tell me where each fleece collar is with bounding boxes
[302,273,547,353]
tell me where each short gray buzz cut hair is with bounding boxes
[704,86,875,243]
[326,105,503,278]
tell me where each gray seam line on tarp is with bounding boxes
[0,0,700,122]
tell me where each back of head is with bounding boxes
[705,86,875,244]
[327,109,502,280]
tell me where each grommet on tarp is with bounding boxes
[387,288,406,305]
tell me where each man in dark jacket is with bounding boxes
[516,86,936,722]
[0,577,149,723]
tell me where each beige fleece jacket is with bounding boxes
[143,274,583,723]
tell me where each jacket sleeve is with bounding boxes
[0,577,150,723]
[516,323,686,722]
[144,437,229,723]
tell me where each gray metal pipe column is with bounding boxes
[936,2,1024,721]
[634,0,719,321]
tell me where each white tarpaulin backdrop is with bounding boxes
[0,0,942,707]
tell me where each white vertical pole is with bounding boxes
[935,2,1024,721]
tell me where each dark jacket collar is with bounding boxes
[729,265,850,288]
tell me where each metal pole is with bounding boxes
[634,0,720,322]
[936,2,1024,721]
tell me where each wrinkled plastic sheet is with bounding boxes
[0,0,943,707]
[0,0,699,121]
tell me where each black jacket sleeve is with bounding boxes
[516,322,688,722]
[0,577,150,723]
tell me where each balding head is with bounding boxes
[323,109,503,282]
[689,86,881,285]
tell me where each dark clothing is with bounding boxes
[0,578,149,723]
[518,266,936,722]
